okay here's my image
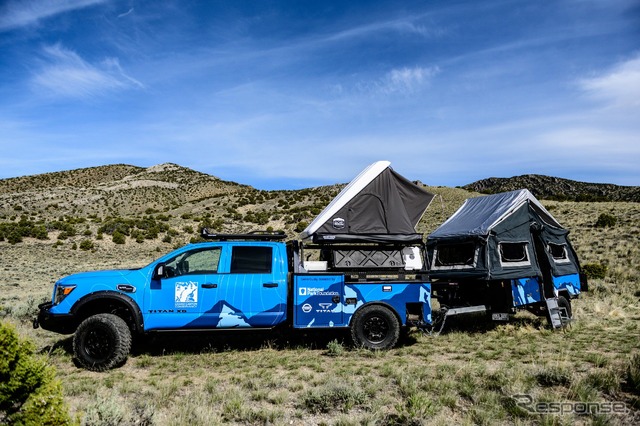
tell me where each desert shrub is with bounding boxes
[325,339,345,357]
[582,263,608,280]
[200,218,224,232]
[99,217,135,236]
[112,231,126,244]
[79,240,94,251]
[243,211,269,225]
[0,221,50,243]
[295,221,308,233]
[0,321,71,425]
[301,382,366,413]
[7,230,22,245]
[595,213,617,228]
[48,221,76,236]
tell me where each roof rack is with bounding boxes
[200,228,287,241]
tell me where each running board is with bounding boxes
[444,305,488,317]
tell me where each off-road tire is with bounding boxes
[557,295,572,319]
[350,305,400,350]
[73,313,132,371]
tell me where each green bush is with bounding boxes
[112,231,126,245]
[79,240,94,251]
[582,263,608,280]
[0,221,50,244]
[595,213,617,228]
[0,321,72,425]
[294,221,308,233]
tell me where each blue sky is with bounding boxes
[0,0,638,189]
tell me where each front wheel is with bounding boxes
[73,313,132,371]
[350,305,400,350]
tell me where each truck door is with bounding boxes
[200,245,287,328]
[144,246,222,330]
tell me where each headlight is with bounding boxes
[54,285,76,305]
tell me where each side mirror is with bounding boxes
[153,263,166,280]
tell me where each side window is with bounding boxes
[548,243,570,263]
[230,246,272,274]
[433,242,477,269]
[165,247,221,277]
[499,242,530,267]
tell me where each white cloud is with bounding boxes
[383,66,440,94]
[356,66,440,96]
[117,7,134,19]
[579,54,640,109]
[324,16,446,43]
[30,43,143,98]
[0,0,107,31]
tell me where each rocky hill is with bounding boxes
[3,163,637,249]
[0,163,347,245]
[463,174,639,202]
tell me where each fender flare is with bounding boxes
[71,291,144,335]
[349,301,403,327]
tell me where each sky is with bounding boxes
[0,0,639,190]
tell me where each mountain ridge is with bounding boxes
[463,174,639,202]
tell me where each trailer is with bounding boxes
[426,189,586,328]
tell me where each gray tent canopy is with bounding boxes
[301,161,435,244]
[426,189,580,280]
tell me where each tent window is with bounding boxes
[499,242,530,267]
[433,243,477,269]
[548,243,570,263]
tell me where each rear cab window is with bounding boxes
[230,246,273,273]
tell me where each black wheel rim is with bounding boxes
[362,314,389,344]
[84,327,113,361]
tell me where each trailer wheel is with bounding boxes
[351,305,400,350]
[557,295,572,319]
[73,313,132,371]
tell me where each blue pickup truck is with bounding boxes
[35,231,432,371]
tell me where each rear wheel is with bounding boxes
[351,305,400,350]
[73,313,132,371]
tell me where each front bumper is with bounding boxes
[33,302,76,334]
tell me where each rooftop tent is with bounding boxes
[426,189,580,280]
[300,161,435,244]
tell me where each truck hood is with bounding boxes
[57,269,140,285]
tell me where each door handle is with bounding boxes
[201,283,217,289]
[263,283,278,288]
